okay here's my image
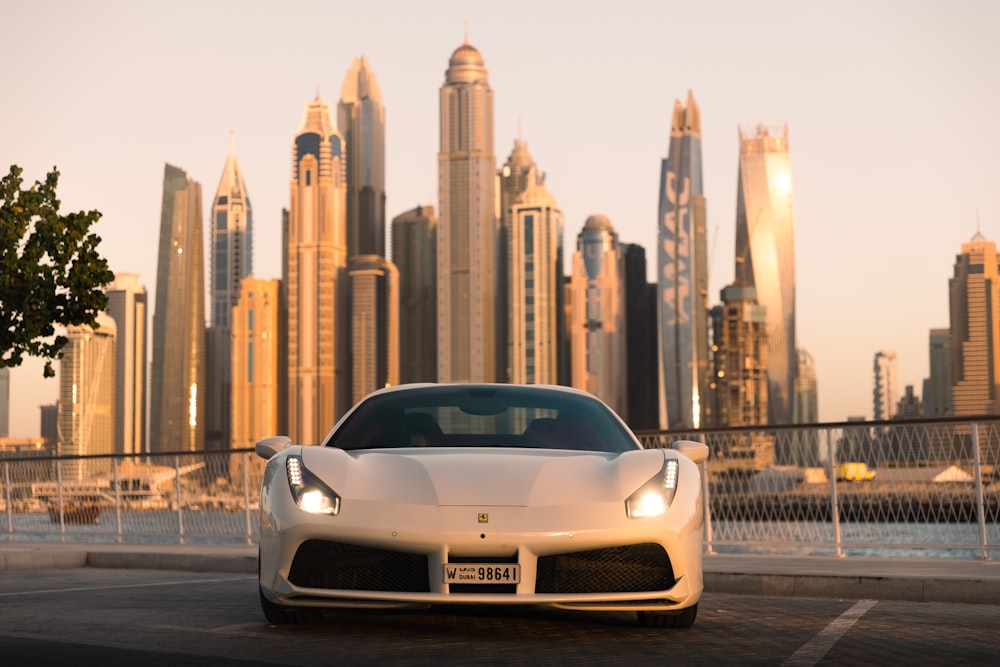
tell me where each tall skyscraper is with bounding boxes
[925,328,952,417]
[497,138,539,382]
[623,244,659,430]
[508,171,563,385]
[658,91,709,430]
[105,273,147,456]
[349,255,399,402]
[287,96,350,443]
[150,164,205,453]
[59,313,116,479]
[873,350,899,421]
[339,56,386,258]
[949,232,1000,416]
[734,124,797,424]
[437,40,496,383]
[570,215,627,415]
[231,277,283,449]
[708,284,768,428]
[391,205,438,383]
[207,136,253,451]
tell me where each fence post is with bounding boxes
[174,456,185,545]
[56,459,66,542]
[112,458,123,543]
[971,424,989,560]
[702,458,714,554]
[826,428,843,557]
[4,463,12,541]
[242,452,253,546]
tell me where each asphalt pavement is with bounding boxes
[1,540,998,605]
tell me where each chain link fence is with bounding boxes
[3,417,999,558]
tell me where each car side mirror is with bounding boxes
[672,440,709,465]
[255,436,293,460]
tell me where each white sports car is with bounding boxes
[255,384,708,628]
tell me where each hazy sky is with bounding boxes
[3,0,998,437]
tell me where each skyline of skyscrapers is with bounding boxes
[286,96,351,443]
[734,124,798,425]
[658,91,709,431]
[437,40,496,383]
[149,164,205,453]
[22,38,999,456]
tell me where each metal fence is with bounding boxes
[3,417,998,559]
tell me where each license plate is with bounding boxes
[444,563,520,584]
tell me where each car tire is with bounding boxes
[637,603,698,629]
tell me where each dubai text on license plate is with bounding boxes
[444,563,521,584]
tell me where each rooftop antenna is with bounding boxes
[464,21,469,44]
[518,117,522,140]
[229,130,235,155]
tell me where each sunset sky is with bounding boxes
[3,0,998,436]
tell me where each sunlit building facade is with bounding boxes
[708,284,768,428]
[0,368,8,437]
[391,206,438,383]
[231,277,283,449]
[150,164,205,453]
[287,96,350,442]
[734,124,797,424]
[508,173,563,385]
[349,255,399,403]
[658,91,709,430]
[949,233,1000,416]
[437,40,496,383]
[793,348,818,424]
[59,313,116,479]
[570,215,627,415]
[105,273,147,456]
[339,56,386,258]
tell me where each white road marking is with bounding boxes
[0,575,254,598]
[781,599,878,667]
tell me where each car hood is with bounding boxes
[300,446,668,506]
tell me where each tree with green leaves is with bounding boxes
[1,165,115,377]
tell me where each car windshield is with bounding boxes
[323,385,640,454]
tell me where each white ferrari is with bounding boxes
[255,384,708,628]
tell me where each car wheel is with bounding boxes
[637,603,698,629]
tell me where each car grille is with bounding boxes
[288,539,430,592]
[534,543,675,594]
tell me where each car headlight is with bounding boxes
[286,455,341,515]
[625,458,679,518]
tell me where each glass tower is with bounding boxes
[150,164,205,453]
[658,91,709,430]
[339,56,386,259]
[392,205,438,383]
[734,124,797,425]
[105,273,147,456]
[437,40,496,382]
